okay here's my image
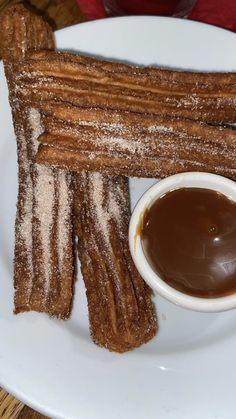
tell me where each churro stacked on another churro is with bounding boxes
[33,104,236,179]
[17,49,236,123]
[17,50,236,180]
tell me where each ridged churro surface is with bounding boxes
[18,49,236,123]
[2,5,157,350]
[0,5,74,318]
[16,50,236,180]
[74,172,157,352]
[32,102,236,180]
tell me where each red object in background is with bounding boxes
[190,0,236,31]
[78,0,105,19]
[103,0,184,16]
[77,0,236,31]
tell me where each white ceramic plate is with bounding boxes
[1,16,236,419]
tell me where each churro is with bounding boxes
[74,172,157,352]
[32,102,236,180]
[0,5,74,318]
[17,50,236,180]
[18,49,236,123]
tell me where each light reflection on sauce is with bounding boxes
[140,188,236,298]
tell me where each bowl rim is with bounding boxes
[128,171,236,312]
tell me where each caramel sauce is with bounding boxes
[141,188,236,298]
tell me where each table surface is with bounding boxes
[0,2,84,418]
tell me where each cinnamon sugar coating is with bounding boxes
[1,5,157,350]
[74,172,157,352]
[33,103,236,180]
[0,5,74,318]
[17,51,236,180]
[19,49,236,123]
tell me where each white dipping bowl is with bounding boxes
[129,172,236,312]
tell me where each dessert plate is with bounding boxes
[1,16,236,419]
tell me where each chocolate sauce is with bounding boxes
[141,188,236,298]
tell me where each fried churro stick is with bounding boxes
[0,5,74,318]
[32,102,236,180]
[36,145,236,180]
[17,59,236,179]
[38,115,236,169]
[74,172,156,352]
[18,49,236,123]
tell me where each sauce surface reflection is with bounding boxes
[141,188,236,298]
